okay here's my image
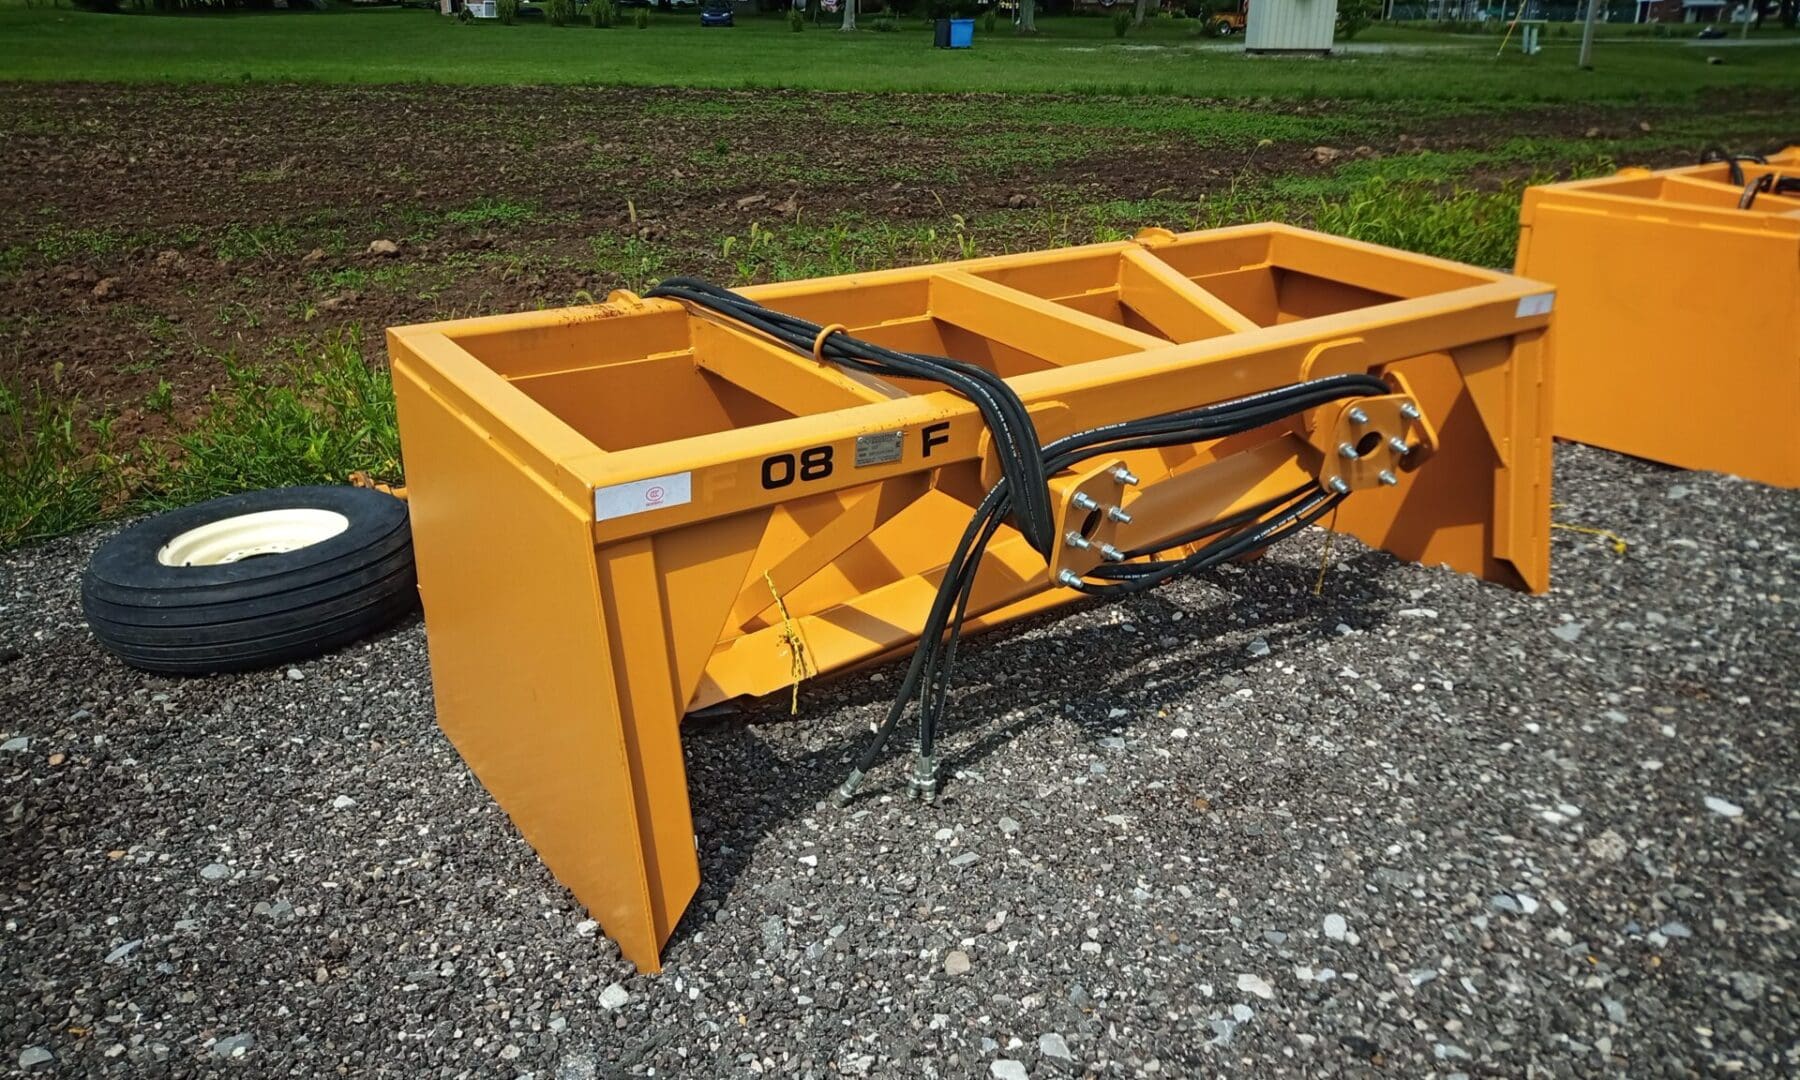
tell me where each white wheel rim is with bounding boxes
[156,508,351,567]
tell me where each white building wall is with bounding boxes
[1245,0,1339,52]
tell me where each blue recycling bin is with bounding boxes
[933,17,974,48]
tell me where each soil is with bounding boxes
[0,82,1792,445]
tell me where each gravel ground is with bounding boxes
[2,442,1796,1078]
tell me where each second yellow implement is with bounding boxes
[1517,147,1800,488]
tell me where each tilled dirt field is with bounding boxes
[4,81,1796,442]
[1,443,1796,1077]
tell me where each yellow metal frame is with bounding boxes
[387,223,1556,972]
[1517,147,1800,488]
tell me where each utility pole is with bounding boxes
[1578,0,1600,68]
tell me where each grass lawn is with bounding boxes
[3,5,1800,101]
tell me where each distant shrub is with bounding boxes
[547,0,574,24]
[590,0,615,24]
[1335,0,1377,39]
[788,5,803,28]
[1111,8,1130,35]
[634,5,649,25]
[871,12,897,29]
[497,0,519,22]
[982,8,995,31]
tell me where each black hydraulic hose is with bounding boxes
[1700,146,1767,188]
[644,278,1388,801]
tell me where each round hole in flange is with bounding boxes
[1355,431,1384,458]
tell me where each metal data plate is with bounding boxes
[854,432,904,468]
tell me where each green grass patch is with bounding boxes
[144,332,400,510]
[0,381,126,548]
[2,8,1797,102]
[1,331,400,549]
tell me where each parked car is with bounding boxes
[701,0,733,24]
[1695,25,1727,38]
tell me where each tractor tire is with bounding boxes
[82,485,418,675]
[1212,19,1234,35]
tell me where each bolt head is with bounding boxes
[1328,476,1350,494]
[1388,436,1411,455]
[1072,492,1100,511]
[1399,402,1421,420]
[1338,442,1359,459]
[1378,470,1398,486]
[1347,407,1369,424]
[1057,569,1083,588]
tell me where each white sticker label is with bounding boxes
[1514,292,1554,318]
[593,472,692,522]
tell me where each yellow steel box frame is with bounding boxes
[1516,147,1800,488]
[387,224,1555,973]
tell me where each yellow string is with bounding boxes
[1548,503,1628,555]
[1313,504,1340,597]
[765,571,810,715]
[1552,522,1628,555]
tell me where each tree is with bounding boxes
[840,0,855,28]
[1781,0,1796,28]
[1132,0,1151,26]
[1018,0,1037,31]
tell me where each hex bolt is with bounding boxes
[1388,436,1411,455]
[1399,402,1421,420]
[1337,442,1359,460]
[1057,569,1084,588]
[1328,476,1351,494]
[1105,505,1133,524]
[1347,407,1369,424]
[1071,492,1100,512]
[1111,466,1140,486]
[1097,543,1126,562]
[1064,530,1092,550]
[1379,470,1399,486]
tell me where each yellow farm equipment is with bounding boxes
[387,223,1556,972]
[1516,146,1800,488]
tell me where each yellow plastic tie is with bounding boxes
[765,571,810,715]
[811,323,847,365]
[1313,504,1341,597]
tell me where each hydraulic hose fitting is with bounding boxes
[834,768,866,807]
[908,754,940,803]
